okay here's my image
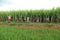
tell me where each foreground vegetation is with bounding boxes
[0,25,60,40]
[0,7,60,22]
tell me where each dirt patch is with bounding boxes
[50,25,60,29]
[16,24,60,29]
[0,23,60,29]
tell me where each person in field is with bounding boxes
[8,16,11,23]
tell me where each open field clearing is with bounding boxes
[0,23,60,40]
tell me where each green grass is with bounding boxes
[0,25,60,40]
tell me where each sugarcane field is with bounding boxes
[0,0,60,40]
[0,7,60,40]
[0,8,60,23]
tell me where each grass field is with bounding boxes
[0,24,60,40]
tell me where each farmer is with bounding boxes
[8,15,11,23]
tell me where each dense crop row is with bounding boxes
[0,7,60,23]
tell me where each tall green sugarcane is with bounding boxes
[0,7,60,23]
[55,7,60,22]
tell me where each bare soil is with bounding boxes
[16,24,60,29]
[0,23,60,29]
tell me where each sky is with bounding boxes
[0,0,60,11]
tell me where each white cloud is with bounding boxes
[0,0,60,11]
